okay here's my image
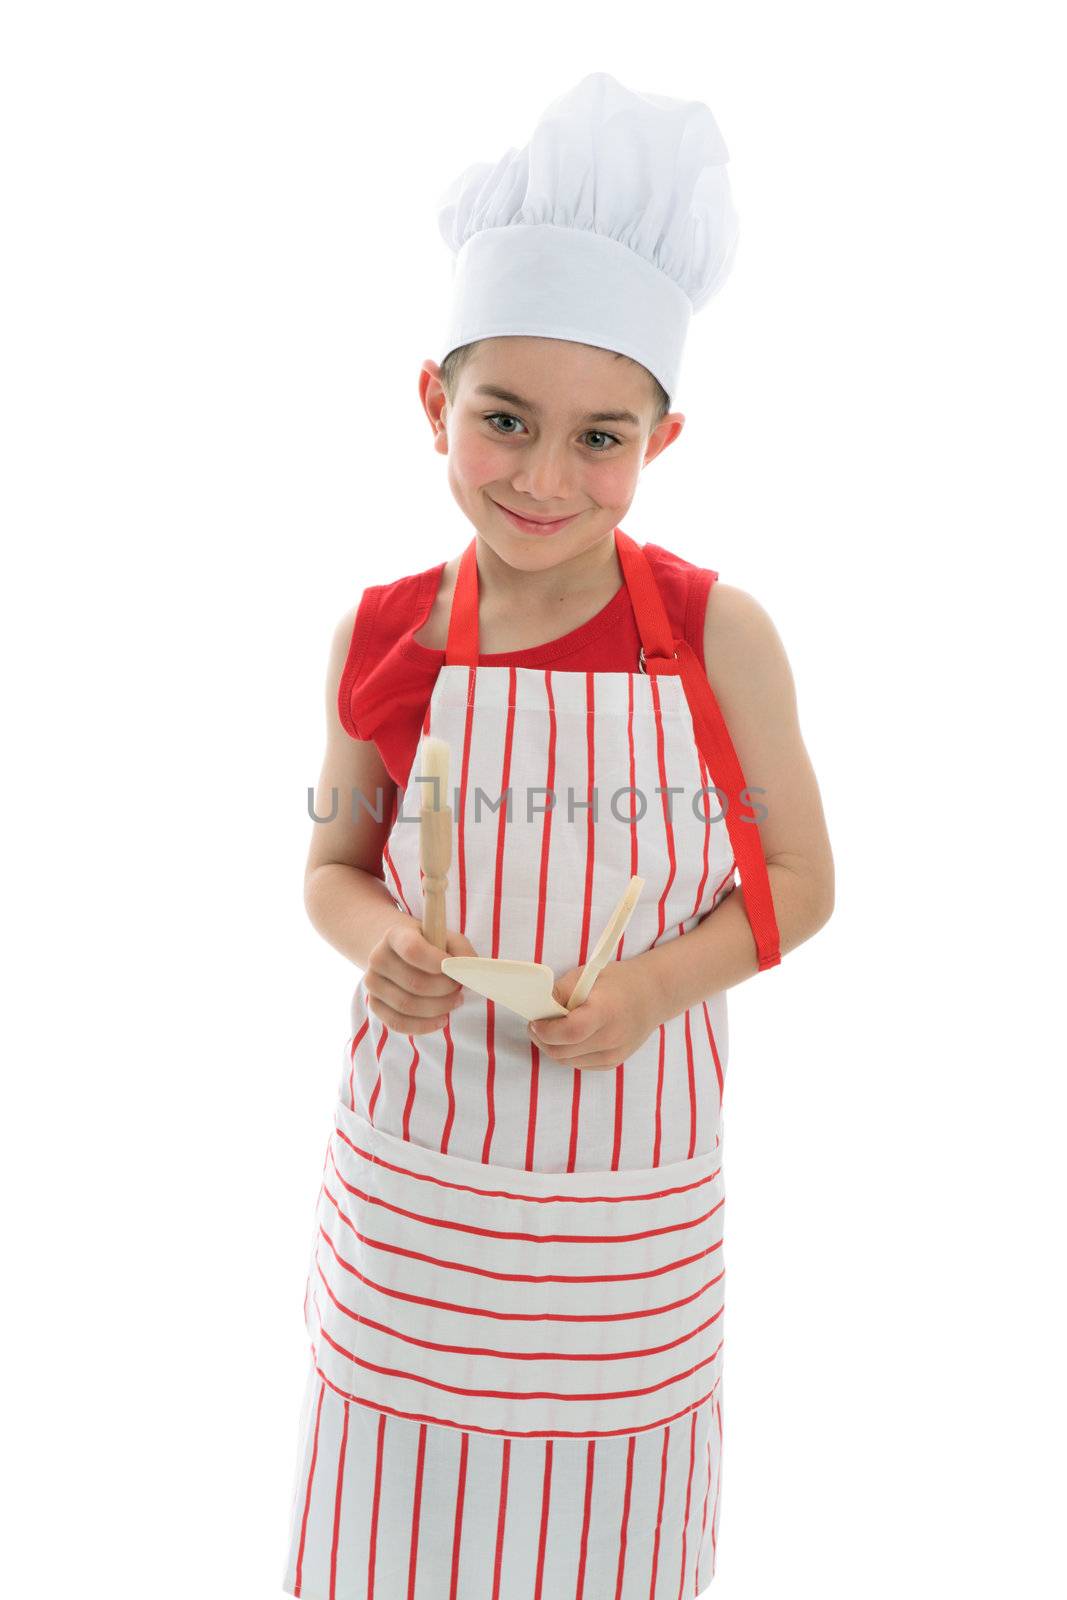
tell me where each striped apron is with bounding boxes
[282,527,780,1599]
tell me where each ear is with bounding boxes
[419,360,449,447]
[643,412,685,465]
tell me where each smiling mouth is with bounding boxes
[492,500,581,526]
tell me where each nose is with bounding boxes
[507,441,578,505]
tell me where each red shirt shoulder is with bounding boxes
[643,541,718,671]
[336,562,443,743]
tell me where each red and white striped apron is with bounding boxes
[282,528,780,1599]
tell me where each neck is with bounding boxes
[474,530,624,610]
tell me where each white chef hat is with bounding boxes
[435,72,739,410]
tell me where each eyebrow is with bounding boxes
[472,385,642,428]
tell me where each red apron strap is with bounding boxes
[444,537,480,666]
[615,529,782,973]
[613,527,677,661]
[672,637,782,971]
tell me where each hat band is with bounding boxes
[438,223,691,406]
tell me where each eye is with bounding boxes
[484,412,527,436]
[583,430,622,452]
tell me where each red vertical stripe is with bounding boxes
[649,1425,672,1598]
[382,789,412,914]
[696,1428,712,1595]
[457,664,477,935]
[613,1434,637,1600]
[534,1440,554,1600]
[491,1437,512,1600]
[328,1399,350,1598]
[649,674,677,938]
[448,1433,470,1600]
[612,671,639,1170]
[292,1378,326,1597]
[676,1407,698,1599]
[367,1410,387,1599]
[401,1038,420,1140]
[711,1397,723,1575]
[683,1006,697,1160]
[484,667,517,1164]
[426,670,449,1158]
[366,1021,388,1125]
[653,1026,666,1168]
[575,1438,597,1599]
[406,1423,427,1600]
[578,671,597,964]
[568,672,598,1173]
[347,1016,369,1111]
[440,1011,457,1154]
[693,748,713,912]
[526,671,558,1171]
[489,667,518,959]
[702,1000,725,1108]
[648,673,677,1165]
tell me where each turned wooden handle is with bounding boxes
[419,803,453,951]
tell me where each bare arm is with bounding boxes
[635,580,835,1015]
[304,606,410,969]
[304,606,476,1032]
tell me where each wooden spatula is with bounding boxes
[440,875,644,1022]
[437,959,570,1022]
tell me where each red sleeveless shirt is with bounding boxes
[338,538,717,790]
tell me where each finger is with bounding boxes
[378,939,462,998]
[534,1039,623,1070]
[366,993,454,1036]
[530,1030,615,1064]
[528,1012,599,1050]
[367,970,463,1019]
[388,922,463,985]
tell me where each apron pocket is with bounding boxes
[304,1097,726,1440]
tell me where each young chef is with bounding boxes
[282,70,834,1600]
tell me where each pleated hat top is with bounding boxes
[435,70,739,408]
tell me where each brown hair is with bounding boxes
[439,341,670,429]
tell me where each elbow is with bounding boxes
[304,861,334,925]
[771,858,834,942]
[766,851,835,939]
[811,891,835,935]
[807,865,835,934]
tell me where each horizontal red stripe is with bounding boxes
[335,1124,721,1205]
[318,1221,725,1325]
[314,1296,724,1404]
[315,1254,723,1363]
[329,1146,723,1245]
[307,1344,723,1440]
[323,1182,723,1285]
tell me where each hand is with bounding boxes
[364,916,478,1036]
[526,958,662,1071]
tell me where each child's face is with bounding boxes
[420,336,684,571]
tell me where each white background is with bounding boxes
[3,3,1064,1596]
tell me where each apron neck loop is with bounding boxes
[440,527,782,972]
[443,527,676,669]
